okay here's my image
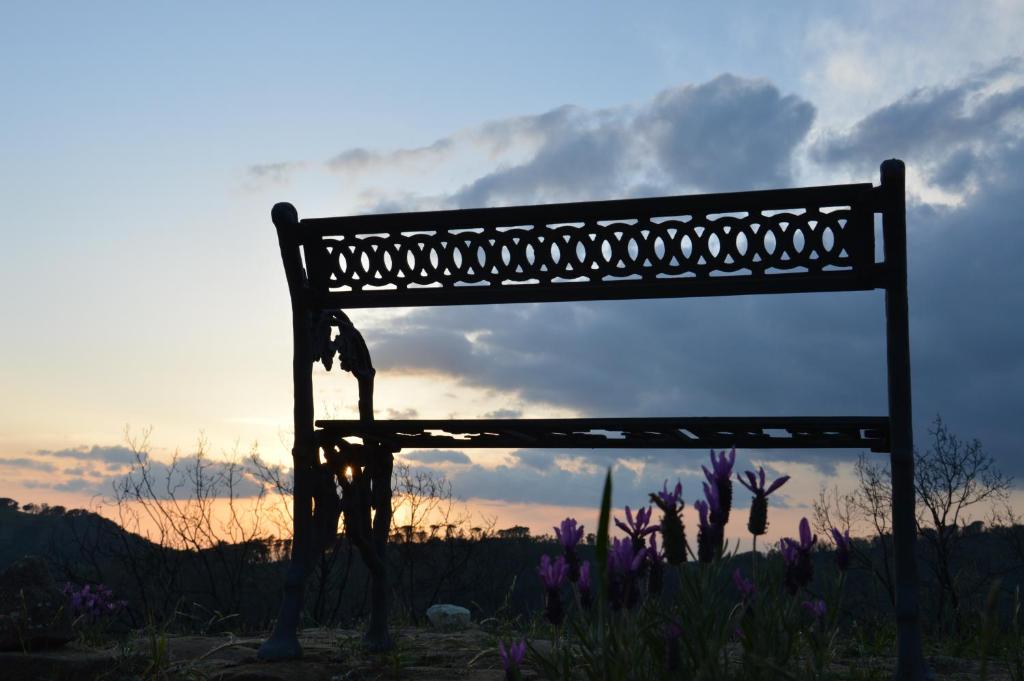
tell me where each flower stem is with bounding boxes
[752,535,758,583]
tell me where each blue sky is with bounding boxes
[2,2,1023,535]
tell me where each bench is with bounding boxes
[258,160,926,677]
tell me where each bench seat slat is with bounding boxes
[315,416,890,452]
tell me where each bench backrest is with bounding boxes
[277,181,889,310]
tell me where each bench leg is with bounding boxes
[363,452,394,651]
[891,447,930,680]
[259,458,317,661]
[257,556,307,660]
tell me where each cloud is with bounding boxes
[115,455,266,499]
[327,138,456,174]
[811,58,1024,193]
[246,161,306,185]
[637,74,815,191]
[404,448,803,511]
[384,407,419,420]
[400,449,472,465]
[18,446,267,499]
[313,74,816,215]
[53,478,91,492]
[0,457,56,472]
[448,107,632,207]
[353,63,1024,482]
[451,75,814,207]
[511,450,554,472]
[483,408,523,419]
[370,293,888,443]
[238,66,1021,490]
[36,445,139,465]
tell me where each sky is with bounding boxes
[2,2,1023,543]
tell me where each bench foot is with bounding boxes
[363,627,393,653]
[257,632,303,661]
[258,564,305,661]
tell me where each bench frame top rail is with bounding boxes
[286,181,880,309]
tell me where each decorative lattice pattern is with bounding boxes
[312,208,866,295]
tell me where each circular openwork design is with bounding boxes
[321,208,856,292]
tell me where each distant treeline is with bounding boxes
[2,497,1023,638]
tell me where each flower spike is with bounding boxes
[738,466,789,537]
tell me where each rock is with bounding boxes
[0,556,73,651]
[425,604,472,630]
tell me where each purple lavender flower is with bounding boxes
[693,498,722,564]
[63,582,125,622]
[653,479,683,511]
[779,518,817,594]
[554,517,585,582]
[732,568,756,600]
[780,539,798,566]
[578,560,592,610]
[554,517,584,550]
[538,554,569,589]
[737,466,790,537]
[537,554,568,625]
[695,481,724,562]
[802,598,827,620]
[702,448,736,524]
[796,518,817,550]
[650,480,687,565]
[830,527,852,572]
[607,537,646,609]
[608,537,646,576]
[701,480,721,516]
[498,639,527,680]
[615,505,658,552]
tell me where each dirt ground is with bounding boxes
[0,626,1014,680]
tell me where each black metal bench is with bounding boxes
[259,160,927,678]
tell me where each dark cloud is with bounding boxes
[327,138,455,174]
[0,457,56,472]
[637,74,815,190]
[447,75,814,207]
[511,450,554,471]
[811,58,1024,192]
[357,64,1024,482]
[385,407,419,420]
[322,74,815,215]
[117,456,265,499]
[36,445,139,465]
[16,447,267,499]
[405,457,630,508]
[450,109,632,207]
[903,141,1024,470]
[247,161,306,185]
[483,408,523,419]
[405,450,803,513]
[400,449,472,465]
[371,292,888,438]
[53,478,91,493]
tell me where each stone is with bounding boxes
[425,604,472,630]
[0,556,73,651]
